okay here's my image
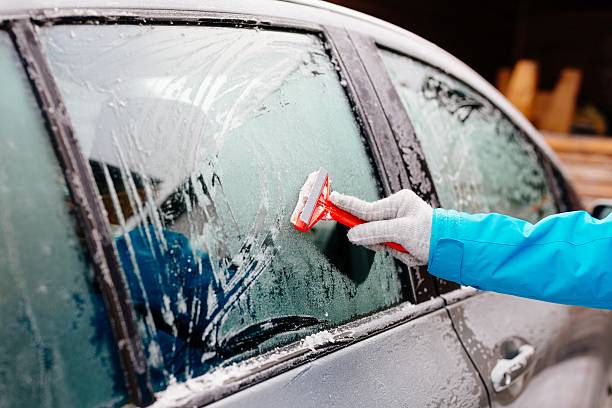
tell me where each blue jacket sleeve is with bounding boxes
[427,209,612,309]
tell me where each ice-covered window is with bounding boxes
[0,31,125,406]
[41,25,406,388]
[379,49,556,223]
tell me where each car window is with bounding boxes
[0,31,125,407]
[379,49,556,223]
[41,24,406,389]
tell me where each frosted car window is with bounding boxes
[42,25,405,389]
[0,31,125,407]
[379,49,556,223]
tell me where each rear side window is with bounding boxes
[41,25,406,388]
[0,31,124,407]
[379,49,556,223]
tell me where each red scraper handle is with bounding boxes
[327,202,408,254]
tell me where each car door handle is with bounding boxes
[490,344,536,393]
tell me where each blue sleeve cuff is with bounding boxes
[428,209,465,284]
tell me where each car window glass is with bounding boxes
[0,31,125,407]
[379,49,556,223]
[41,25,406,389]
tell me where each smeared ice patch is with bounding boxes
[301,330,335,352]
[162,295,175,326]
[176,291,187,315]
[148,340,163,368]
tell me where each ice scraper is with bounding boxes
[291,168,408,253]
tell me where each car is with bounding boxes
[1,1,611,407]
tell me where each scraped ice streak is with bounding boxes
[100,161,165,371]
[42,25,406,390]
[379,49,556,223]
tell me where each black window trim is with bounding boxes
[4,8,452,406]
[347,35,440,207]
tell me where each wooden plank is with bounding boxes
[532,90,552,127]
[556,152,612,165]
[496,67,511,95]
[574,184,612,198]
[544,134,612,206]
[538,68,582,132]
[505,60,539,120]
[544,133,612,155]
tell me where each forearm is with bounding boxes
[427,209,612,309]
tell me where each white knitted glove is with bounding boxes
[330,189,433,267]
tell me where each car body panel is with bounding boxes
[445,291,612,407]
[152,305,488,408]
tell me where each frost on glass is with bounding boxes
[379,49,556,223]
[42,25,404,388]
[0,32,124,407]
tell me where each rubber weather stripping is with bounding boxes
[9,20,154,406]
[30,8,321,33]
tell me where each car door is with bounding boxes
[374,43,612,407]
[22,10,489,407]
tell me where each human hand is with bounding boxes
[329,189,433,266]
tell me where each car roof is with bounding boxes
[0,0,562,171]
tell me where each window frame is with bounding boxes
[362,39,582,297]
[3,8,445,406]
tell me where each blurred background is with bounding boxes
[329,0,612,210]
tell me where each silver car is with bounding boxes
[1,1,611,407]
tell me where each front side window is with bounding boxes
[0,31,125,407]
[379,49,556,223]
[42,25,406,388]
